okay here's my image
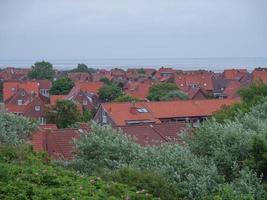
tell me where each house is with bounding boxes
[212,76,229,99]
[223,69,248,81]
[123,81,152,100]
[0,67,31,81]
[126,68,156,80]
[65,86,99,110]
[92,70,112,82]
[186,88,207,100]
[5,96,47,124]
[175,71,214,92]
[111,68,126,80]
[94,99,239,127]
[3,80,52,103]
[30,126,89,160]
[155,67,176,80]
[252,69,267,83]
[67,72,93,82]
[117,122,186,146]
[223,81,242,99]
[75,82,103,94]
[30,122,185,159]
[3,81,39,102]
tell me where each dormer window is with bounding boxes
[137,108,148,113]
[35,106,41,111]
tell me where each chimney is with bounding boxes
[130,101,137,114]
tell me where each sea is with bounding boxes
[1,57,267,72]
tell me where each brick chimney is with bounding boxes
[130,101,137,114]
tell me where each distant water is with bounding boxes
[1,57,267,72]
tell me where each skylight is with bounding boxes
[137,108,148,113]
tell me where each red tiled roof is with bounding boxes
[3,81,39,102]
[146,99,238,119]
[75,82,104,94]
[68,72,93,82]
[124,82,151,100]
[102,102,161,126]
[252,70,267,83]
[39,124,58,130]
[223,69,248,80]
[50,95,66,105]
[37,80,52,89]
[223,81,242,99]
[30,128,88,160]
[101,99,239,126]
[118,122,186,146]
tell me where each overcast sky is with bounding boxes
[0,0,266,60]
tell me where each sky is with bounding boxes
[0,0,267,60]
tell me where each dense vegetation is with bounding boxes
[50,76,75,95]
[28,61,55,80]
[147,83,188,101]
[0,112,156,199]
[0,145,156,199]
[98,84,123,102]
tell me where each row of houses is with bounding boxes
[1,66,267,160]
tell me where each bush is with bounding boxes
[0,145,156,200]
[103,167,182,200]
[0,112,37,145]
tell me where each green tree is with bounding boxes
[81,107,93,122]
[100,77,112,85]
[214,81,267,123]
[28,61,55,80]
[114,95,139,102]
[48,100,82,128]
[71,64,96,73]
[50,77,74,95]
[147,83,187,101]
[0,112,37,145]
[98,84,123,102]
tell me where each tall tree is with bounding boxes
[50,77,74,95]
[98,84,123,102]
[28,61,55,80]
[46,100,82,128]
[71,64,96,73]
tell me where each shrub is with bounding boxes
[0,112,37,145]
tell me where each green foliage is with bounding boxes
[114,95,139,102]
[98,84,123,102]
[214,81,267,123]
[48,100,82,128]
[0,112,37,145]
[50,76,74,95]
[0,145,156,200]
[81,107,93,122]
[103,167,182,200]
[147,83,187,101]
[28,61,55,80]
[100,77,113,85]
[71,63,96,73]
[67,122,223,199]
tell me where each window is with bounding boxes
[35,106,41,111]
[11,87,16,92]
[203,83,207,87]
[83,100,87,105]
[180,84,184,87]
[21,91,25,96]
[17,100,23,105]
[102,111,107,124]
[137,108,148,113]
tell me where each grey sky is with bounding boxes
[0,0,266,60]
